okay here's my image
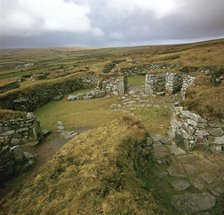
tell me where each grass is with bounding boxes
[2,117,164,215]
[128,75,145,86]
[134,107,171,136]
[183,84,224,119]
[35,94,124,131]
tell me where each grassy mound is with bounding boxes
[3,117,163,215]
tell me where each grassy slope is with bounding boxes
[3,117,164,215]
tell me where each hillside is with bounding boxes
[1,117,164,215]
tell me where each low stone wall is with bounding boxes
[0,81,20,93]
[170,106,224,152]
[0,112,42,147]
[145,73,194,97]
[0,74,97,112]
[121,63,177,75]
[100,76,127,96]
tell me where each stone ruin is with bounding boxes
[0,112,43,184]
[100,76,127,96]
[170,106,224,152]
[67,75,128,101]
[145,73,195,98]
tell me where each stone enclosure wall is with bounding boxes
[170,106,224,152]
[0,112,42,148]
[0,112,42,184]
[0,81,20,93]
[145,73,195,97]
[0,74,97,112]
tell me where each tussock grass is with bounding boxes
[3,117,164,215]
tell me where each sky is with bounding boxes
[0,0,224,48]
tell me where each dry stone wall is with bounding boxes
[0,112,42,147]
[0,75,97,112]
[0,112,41,184]
[145,73,195,97]
[0,81,20,93]
[170,106,224,152]
[101,76,127,96]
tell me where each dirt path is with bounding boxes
[0,133,68,201]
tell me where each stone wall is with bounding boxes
[0,112,42,147]
[170,106,224,152]
[181,75,195,100]
[0,74,97,112]
[0,81,20,93]
[145,73,194,97]
[0,112,41,184]
[121,63,177,75]
[100,76,127,96]
[0,144,35,184]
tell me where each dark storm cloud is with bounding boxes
[0,0,224,48]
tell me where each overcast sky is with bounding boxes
[0,0,224,48]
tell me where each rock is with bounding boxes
[61,131,78,140]
[156,92,165,96]
[10,138,20,146]
[67,95,77,101]
[11,145,24,162]
[199,173,213,184]
[168,144,186,155]
[167,163,186,178]
[208,128,223,137]
[159,137,172,145]
[23,151,34,160]
[53,94,63,101]
[26,112,35,120]
[195,129,209,139]
[171,192,216,214]
[110,104,121,109]
[153,145,170,159]
[214,136,224,145]
[57,121,64,131]
[191,178,204,190]
[170,179,191,191]
[94,90,106,98]
[146,136,154,146]
[42,129,51,137]
[23,159,34,170]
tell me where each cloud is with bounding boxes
[0,0,103,36]
[0,0,224,48]
[106,0,180,19]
